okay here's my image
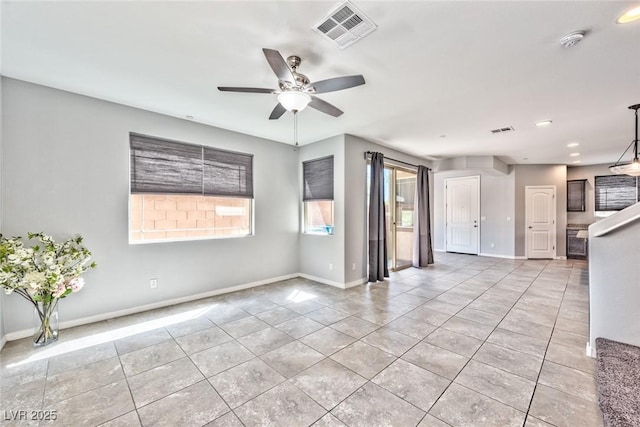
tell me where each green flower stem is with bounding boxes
[13,288,36,305]
[34,300,58,344]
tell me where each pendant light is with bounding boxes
[609,104,640,177]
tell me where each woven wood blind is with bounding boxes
[594,175,638,211]
[303,156,334,201]
[130,133,253,198]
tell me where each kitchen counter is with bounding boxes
[567,223,591,230]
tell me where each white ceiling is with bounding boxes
[2,1,639,166]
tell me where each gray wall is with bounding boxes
[344,135,432,284]
[567,163,613,225]
[298,135,346,284]
[2,78,299,334]
[514,165,567,257]
[0,68,4,344]
[589,204,640,351]
[433,169,516,257]
[297,134,432,286]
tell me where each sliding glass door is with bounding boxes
[368,163,417,271]
[389,167,417,270]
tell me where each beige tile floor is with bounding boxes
[0,253,603,426]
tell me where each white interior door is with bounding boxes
[445,176,480,255]
[525,186,556,259]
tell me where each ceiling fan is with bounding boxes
[218,48,365,120]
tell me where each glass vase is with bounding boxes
[33,300,59,346]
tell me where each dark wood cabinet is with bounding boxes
[567,180,586,212]
[567,229,588,260]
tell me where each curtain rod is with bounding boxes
[364,151,431,170]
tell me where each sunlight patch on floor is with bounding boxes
[286,289,316,303]
[6,306,212,368]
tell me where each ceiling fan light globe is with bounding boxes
[278,91,311,112]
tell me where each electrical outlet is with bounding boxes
[329,263,333,271]
[490,243,495,248]
[352,263,356,271]
[150,278,158,289]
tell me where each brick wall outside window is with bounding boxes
[130,194,251,242]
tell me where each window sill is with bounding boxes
[302,231,334,236]
[129,233,253,245]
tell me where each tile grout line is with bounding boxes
[4,256,594,427]
[521,261,575,426]
[522,261,600,426]
[117,351,144,427]
[417,259,554,423]
[321,256,528,425]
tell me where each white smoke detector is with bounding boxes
[560,31,585,48]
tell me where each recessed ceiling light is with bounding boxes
[439,135,447,138]
[567,142,579,147]
[536,120,553,127]
[570,152,581,157]
[617,5,640,24]
[572,160,582,164]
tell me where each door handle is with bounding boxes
[528,226,533,229]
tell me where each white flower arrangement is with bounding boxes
[0,232,96,306]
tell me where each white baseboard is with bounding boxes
[555,256,567,260]
[479,253,520,260]
[345,278,368,288]
[298,273,348,289]
[4,273,299,342]
[436,249,525,260]
[299,274,367,288]
[586,341,597,358]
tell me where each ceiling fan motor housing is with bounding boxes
[286,55,301,69]
[282,55,311,88]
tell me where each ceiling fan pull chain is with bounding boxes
[294,111,299,149]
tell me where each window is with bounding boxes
[129,133,253,243]
[594,175,639,212]
[303,156,334,234]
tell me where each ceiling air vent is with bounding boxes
[490,126,515,134]
[312,1,377,49]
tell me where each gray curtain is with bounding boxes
[368,152,389,282]
[413,165,434,267]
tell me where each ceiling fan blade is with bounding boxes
[269,103,287,120]
[309,96,343,117]
[262,48,295,83]
[217,87,275,94]
[310,75,365,94]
